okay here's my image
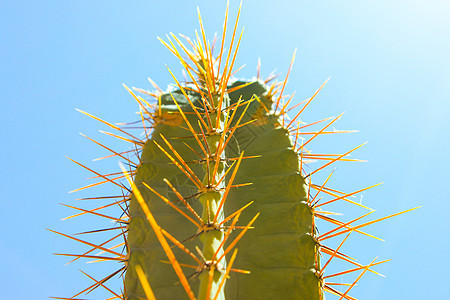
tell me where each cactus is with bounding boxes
[51,3,418,300]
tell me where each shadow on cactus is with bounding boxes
[50,3,418,300]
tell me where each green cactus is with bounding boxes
[125,79,321,300]
[52,4,418,300]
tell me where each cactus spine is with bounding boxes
[52,3,418,300]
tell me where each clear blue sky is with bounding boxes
[1,0,448,299]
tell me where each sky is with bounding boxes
[0,0,449,299]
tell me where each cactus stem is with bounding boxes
[52,3,419,299]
